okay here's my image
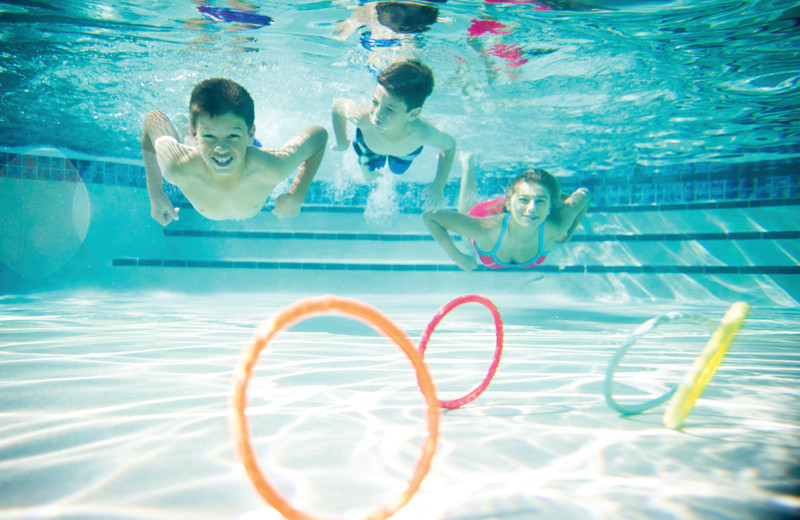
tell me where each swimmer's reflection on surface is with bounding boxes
[334,2,449,73]
[186,1,273,52]
[334,1,441,41]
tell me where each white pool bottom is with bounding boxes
[1,292,798,520]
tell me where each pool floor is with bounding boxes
[1,292,798,520]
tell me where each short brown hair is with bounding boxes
[376,2,438,34]
[506,169,561,210]
[189,78,255,131]
[377,59,434,110]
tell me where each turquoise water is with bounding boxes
[1,0,799,173]
[1,2,799,518]
[2,0,798,300]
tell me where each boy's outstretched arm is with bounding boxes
[271,126,328,218]
[331,98,362,151]
[551,187,591,243]
[421,128,457,213]
[142,110,181,226]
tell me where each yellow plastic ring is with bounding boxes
[663,301,751,429]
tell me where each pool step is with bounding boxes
[133,203,800,271]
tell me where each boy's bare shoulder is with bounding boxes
[334,98,370,124]
[243,146,288,178]
[414,118,456,149]
[154,137,203,180]
[353,108,372,127]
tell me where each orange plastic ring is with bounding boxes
[230,296,441,520]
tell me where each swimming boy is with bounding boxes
[142,77,327,226]
[424,154,590,271]
[331,59,456,212]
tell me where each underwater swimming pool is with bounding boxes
[1,293,799,519]
[1,1,799,519]
[1,0,799,302]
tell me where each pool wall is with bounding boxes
[1,147,798,305]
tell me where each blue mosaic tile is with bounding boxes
[723,178,739,199]
[591,188,607,206]
[789,176,800,197]
[754,177,773,198]
[773,175,791,198]
[698,181,714,200]
[711,179,726,200]
[3,150,798,210]
[87,163,102,183]
[666,183,684,203]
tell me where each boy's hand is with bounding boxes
[272,192,302,218]
[149,192,180,226]
[331,140,351,152]
[421,185,446,213]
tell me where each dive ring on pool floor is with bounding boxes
[231,295,442,520]
[604,301,751,429]
[418,294,504,409]
[230,294,506,520]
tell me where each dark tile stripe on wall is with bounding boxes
[163,229,435,241]
[112,258,800,274]
[177,196,800,215]
[163,229,800,242]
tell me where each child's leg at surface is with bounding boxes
[457,152,481,214]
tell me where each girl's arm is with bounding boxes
[548,187,591,243]
[423,210,489,271]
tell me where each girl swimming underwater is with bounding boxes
[423,154,590,271]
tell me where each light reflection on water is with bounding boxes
[0,1,798,170]
[0,292,798,519]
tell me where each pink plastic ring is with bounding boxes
[418,294,504,409]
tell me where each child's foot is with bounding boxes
[361,167,383,183]
[458,152,480,213]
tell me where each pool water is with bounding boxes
[1,292,798,519]
[1,0,799,170]
[1,0,799,518]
